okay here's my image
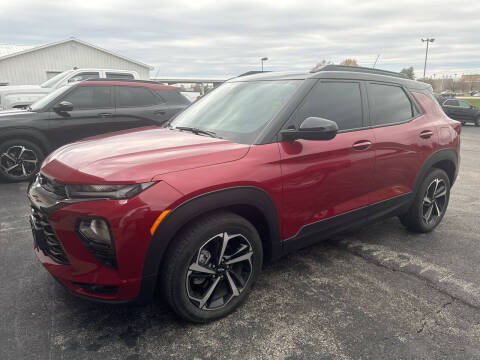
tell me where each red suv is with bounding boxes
[28,65,460,322]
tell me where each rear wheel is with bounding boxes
[0,139,43,182]
[400,168,450,233]
[161,211,263,322]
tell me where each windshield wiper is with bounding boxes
[174,126,220,138]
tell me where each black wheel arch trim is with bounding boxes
[136,186,282,304]
[0,127,51,154]
[412,148,458,195]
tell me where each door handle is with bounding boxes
[420,130,434,139]
[98,112,113,118]
[352,140,372,151]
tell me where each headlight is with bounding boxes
[66,182,156,199]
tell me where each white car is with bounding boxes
[0,68,138,110]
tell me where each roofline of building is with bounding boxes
[0,37,154,70]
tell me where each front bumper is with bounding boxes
[27,176,182,303]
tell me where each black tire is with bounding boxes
[400,168,450,233]
[0,139,44,182]
[161,211,263,323]
[475,116,480,127]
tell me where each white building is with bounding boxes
[0,37,152,85]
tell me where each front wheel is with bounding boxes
[400,168,450,233]
[161,211,263,322]
[0,139,44,182]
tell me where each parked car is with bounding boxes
[0,68,139,110]
[28,65,460,322]
[440,98,480,126]
[0,79,189,182]
[473,92,480,97]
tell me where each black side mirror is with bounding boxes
[280,117,338,141]
[53,101,74,113]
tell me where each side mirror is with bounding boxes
[280,117,338,141]
[53,101,74,113]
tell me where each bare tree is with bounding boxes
[311,60,332,72]
[339,58,359,66]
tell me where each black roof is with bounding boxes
[230,65,430,91]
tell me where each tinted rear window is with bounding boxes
[369,84,413,126]
[154,89,190,105]
[106,72,135,80]
[116,86,159,107]
[444,99,459,106]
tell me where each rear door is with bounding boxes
[47,85,117,147]
[114,85,171,127]
[279,80,376,243]
[367,82,436,207]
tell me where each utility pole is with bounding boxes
[421,38,435,78]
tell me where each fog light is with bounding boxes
[76,218,117,268]
[78,218,112,245]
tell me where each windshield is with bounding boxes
[168,80,301,144]
[29,85,72,111]
[41,70,75,88]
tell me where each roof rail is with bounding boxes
[311,64,408,79]
[84,78,168,85]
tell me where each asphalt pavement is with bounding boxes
[1,126,479,359]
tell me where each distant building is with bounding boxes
[0,37,152,85]
[461,74,480,83]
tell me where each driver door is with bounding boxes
[47,85,116,148]
[279,80,375,248]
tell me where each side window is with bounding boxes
[445,99,459,106]
[69,72,100,82]
[60,86,112,110]
[369,84,413,126]
[106,72,135,80]
[116,86,159,107]
[459,100,471,108]
[154,89,190,105]
[297,81,363,131]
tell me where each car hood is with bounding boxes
[0,85,48,94]
[41,127,250,184]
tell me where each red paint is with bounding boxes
[33,92,460,301]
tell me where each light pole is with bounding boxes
[261,57,268,72]
[421,38,435,78]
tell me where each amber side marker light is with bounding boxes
[150,210,171,235]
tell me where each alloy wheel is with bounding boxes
[0,145,38,179]
[186,232,253,310]
[422,178,447,225]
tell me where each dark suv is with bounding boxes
[28,65,460,322]
[0,80,189,182]
[440,98,480,126]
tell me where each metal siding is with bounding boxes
[0,41,150,85]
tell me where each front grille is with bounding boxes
[30,207,70,265]
[38,174,67,198]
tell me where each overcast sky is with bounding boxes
[1,0,479,78]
